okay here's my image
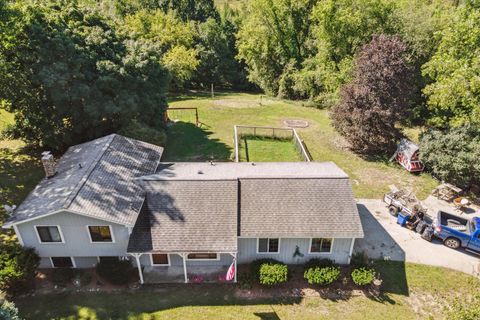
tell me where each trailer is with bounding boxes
[383,189,427,217]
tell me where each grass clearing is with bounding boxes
[238,135,302,162]
[165,92,438,199]
[14,262,480,320]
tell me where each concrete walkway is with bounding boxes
[355,199,480,276]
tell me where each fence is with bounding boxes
[167,107,199,127]
[233,125,312,162]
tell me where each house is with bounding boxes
[392,138,424,173]
[2,134,364,284]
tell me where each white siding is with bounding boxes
[16,211,130,267]
[237,238,353,264]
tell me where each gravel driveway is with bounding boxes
[355,199,480,276]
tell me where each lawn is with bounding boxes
[238,136,302,162]
[164,92,438,199]
[14,261,479,320]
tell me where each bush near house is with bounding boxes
[304,266,341,285]
[259,263,288,285]
[0,298,20,320]
[0,244,39,296]
[303,258,336,271]
[351,267,376,286]
[96,259,133,285]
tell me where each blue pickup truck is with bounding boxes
[433,210,480,253]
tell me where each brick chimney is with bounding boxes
[41,151,56,178]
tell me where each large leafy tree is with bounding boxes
[422,1,480,128]
[420,125,480,188]
[331,34,414,155]
[0,1,169,150]
[236,0,318,95]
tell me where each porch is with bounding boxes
[129,252,237,284]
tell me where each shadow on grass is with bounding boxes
[167,90,236,103]
[162,121,232,162]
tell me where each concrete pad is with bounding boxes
[355,199,480,277]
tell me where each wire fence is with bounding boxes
[167,107,199,127]
[234,125,312,162]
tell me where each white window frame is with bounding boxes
[34,225,65,244]
[186,253,220,261]
[150,253,171,266]
[86,225,115,243]
[50,256,76,268]
[256,238,281,254]
[308,238,334,254]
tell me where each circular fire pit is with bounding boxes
[283,119,309,128]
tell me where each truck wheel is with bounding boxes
[444,237,461,249]
[388,206,399,217]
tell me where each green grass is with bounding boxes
[14,262,480,320]
[238,136,302,162]
[165,92,438,199]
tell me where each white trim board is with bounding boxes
[34,225,65,244]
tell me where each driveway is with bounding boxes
[355,199,480,276]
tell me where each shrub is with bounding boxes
[250,258,282,281]
[51,268,75,286]
[350,251,369,268]
[119,121,167,147]
[304,258,336,271]
[0,245,39,296]
[96,259,133,285]
[0,299,20,320]
[259,263,288,285]
[304,266,341,285]
[351,267,376,286]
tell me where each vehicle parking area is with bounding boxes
[355,198,480,276]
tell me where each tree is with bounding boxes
[236,0,318,96]
[0,299,21,320]
[331,34,414,155]
[0,1,169,150]
[420,125,480,188]
[0,244,39,296]
[422,1,480,128]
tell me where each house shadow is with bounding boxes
[162,121,232,161]
[355,204,409,298]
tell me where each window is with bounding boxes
[151,254,170,266]
[36,226,63,243]
[186,253,218,260]
[88,226,113,242]
[98,256,119,263]
[257,238,279,253]
[51,257,74,268]
[309,238,333,253]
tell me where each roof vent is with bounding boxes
[198,170,204,174]
[251,162,256,166]
[210,161,215,166]
[41,151,56,178]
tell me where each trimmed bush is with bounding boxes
[304,258,336,271]
[304,266,341,285]
[96,259,133,285]
[259,263,288,285]
[250,258,282,281]
[351,267,376,286]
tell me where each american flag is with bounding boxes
[226,259,236,281]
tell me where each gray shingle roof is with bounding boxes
[239,178,364,238]
[129,162,363,253]
[4,134,163,227]
[128,180,238,253]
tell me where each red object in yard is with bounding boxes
[393,139,425,173]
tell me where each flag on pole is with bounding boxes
[226,258,236,281]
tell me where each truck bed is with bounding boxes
[438,211,470,234]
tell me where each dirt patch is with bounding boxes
[283,119,310,128]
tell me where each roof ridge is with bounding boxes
[62,134,117,210]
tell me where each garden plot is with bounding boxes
[238,135,303,162]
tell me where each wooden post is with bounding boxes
[211,84,214,98]
[347,238,356,264]
[195,108,199,127]
[182,253,188,283]
[234,253,237,283]
[133,254,144,284]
